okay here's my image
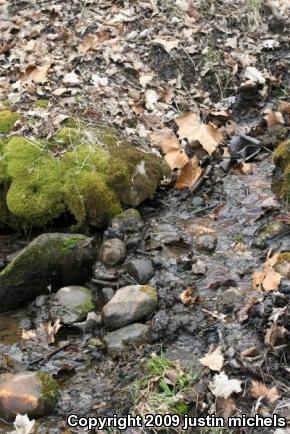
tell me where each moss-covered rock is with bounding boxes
[53,285,95,324]
[0,371,58,420]
[0,233,95,312]
[273,139,290,198]
[0,110,21,133]
[0,125,169,228]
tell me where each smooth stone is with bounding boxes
[0,371,58,421]
[104,323,149,354]
[195,235,217,252]
[110,208,143,234]
[0,233,95,313]
[100,238,126,266]
[101,287,115,303]
[102,285,158,330]
[127,258,155,284]
[54,286,95,324]
[74,311,102,333]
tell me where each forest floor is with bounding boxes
[0,0,290,433]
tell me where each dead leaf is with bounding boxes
[145,89,158,111]
[199,346,224,371]
[175,112,223,155]
[279,101,290,114]
[19,59,51,83]
[78,35,99,53]
[13,414,35,434]
[252,253,281,292]
[180,287,194,305]
[265,323,287,346]
[244,67,266,84]
[251,380,280,403]
[175,157,203,190]
[152,38,179,53]
[209,372,242,399]
[63,71,80,85]
[264,109,285,127]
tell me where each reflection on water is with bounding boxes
[0,313,22,345]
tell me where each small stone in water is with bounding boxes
[195,235,217,252]
[100,238,126,266]
[101,287,115,303]
[127,258,155,284]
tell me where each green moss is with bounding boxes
[273,140,290,170]
[0,110,21,133]
[76,298,95,315]
[0,123,167,228]
[61,237,82,252]
[277,252,290,264]
[37,372,59,412]
[34,99,49,108]
[140,285,158,300]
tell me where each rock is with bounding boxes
[100,238,126,266]
[192,259,207,275]
[274,252,290,278]
[74,311,102,332]
[53,286,95,324]
[35,295,48,307]
[102,285,158,330]
[0,126,168,229]
[101,287,115,303]
[0,371,58,421]
[104,323,148,354]
[273,139,290,200]
[127,258,155,284]
[192,196,204,207]
[0,233,95,313]
[110,208,143,234]
[195,235,217,252]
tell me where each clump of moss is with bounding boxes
[37,372,59,413]
[0,123,168,228]
[0,110,21,133]
[140,285,158,300]
[76,297,95,315]
[273,140,290,171]
[34,99,49,108]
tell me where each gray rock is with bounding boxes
[195,235,217,252]
[53,286,95,324]
[111,208,143,234]
[0,371,58,421]
[127,258,155,284]
[102,285,158,330]
[0,233,95,313]
[35,295,48,307]
[192,196,204,207]
[100,238,126,266]
[104,323,149,354]
[74,311,102,333]
[101,287,115,303]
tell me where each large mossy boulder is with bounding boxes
[273,139,290,198]
[0,233,95,312]
[0,114,169,228]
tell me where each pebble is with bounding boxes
[53,285,95,324]
[101,287,115,303]
[104,323,148,354]
[111,208,143,234]
[192,196,204,207]
[0,372,58,420]
[100,238,126,266]
[195,235,217,252]
[102,285,158,330]
[127,258,155,284]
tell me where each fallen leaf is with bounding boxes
[279,101,290,114]
[252,253,281,292]
[200,346,224,371]
[63,71,80,85]
[251,380,280,403]
[180,287,194,305]
[91,74,108,88]
[139,72,155,87]
[175,157,203,190]
[78,34,99,53]
[244,66,266,84]
[152,37,179,53]
[264,109,285,127]
[145,89,158,111]
[209,372,242,399]
[19,59,51,83]
[13,414,35,434]
[175,112,223,155]
[265,323,287,346]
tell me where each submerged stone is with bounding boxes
[102,284,158,330]
[0,233,95,312]
[0,371,58,421]
[0,125,169,228]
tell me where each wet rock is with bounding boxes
[0,233,95,313]
[53,285,95,324]
[127,258,155,284]
[195,235,217,252]
[104,323,148,354]
[192,196,204,207]
[192,259,207,275]
[74,312,102,333]
[102,285,158,330]
[101,287,115,303]
[35,295,48,308]
[100,238,126,266]
[275,252,290,278]
[111,208,143,234]
[0,371,58,421]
